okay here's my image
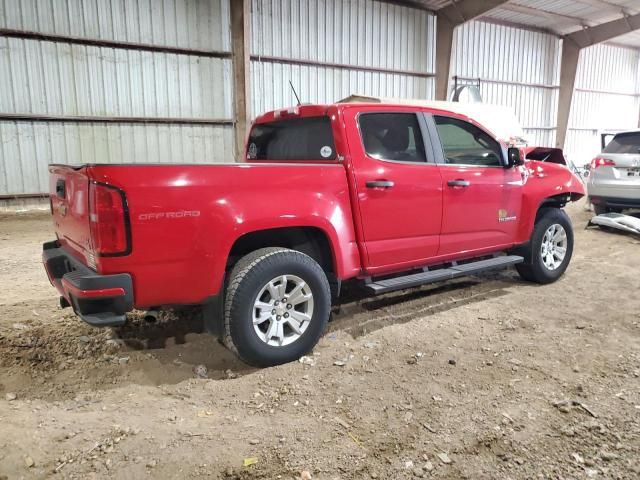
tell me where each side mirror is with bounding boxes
[507,147,524,168]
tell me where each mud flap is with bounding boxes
[202,294,224,338]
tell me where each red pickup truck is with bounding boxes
[43,102,585,366]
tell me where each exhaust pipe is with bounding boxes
[144,310,159,323]
[59,296,70,309]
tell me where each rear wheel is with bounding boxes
[223,248,331,367]
[515,208,574,284]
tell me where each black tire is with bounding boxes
[223,248,331,367]
[593,204,622,215]
[515,208,574,284]
[593,204,605,216]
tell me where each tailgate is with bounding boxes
[49,165,93,263]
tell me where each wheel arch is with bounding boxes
[226,226,340,297]
[516,192,580,244]
[538,192,582,211]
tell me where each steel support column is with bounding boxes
[435,16,455,101]
[231,0,251,161]
[555,40,580,150]
[435,1,510,100]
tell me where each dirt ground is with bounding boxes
[0,201,638,479]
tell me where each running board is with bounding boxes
[365,255,524,294]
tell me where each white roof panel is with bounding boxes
[398,0,640,49]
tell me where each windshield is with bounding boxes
[247,116,336,161]
[603,132,640,154]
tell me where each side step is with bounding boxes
[365,255,524,294]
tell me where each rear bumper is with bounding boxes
[42,240,133,327]
[587,177,640,201]
[589,195,640,210]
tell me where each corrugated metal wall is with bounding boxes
[565,44,640,166]
[2,0,640,198]
[451,21,561,149]
[1,0,230,48]
[0,0,233,196]
[250,0,436,116]
[0,38,232,119]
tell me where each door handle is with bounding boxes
[447,179,470,187]
[366,180,394,189]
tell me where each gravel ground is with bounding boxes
[0,201,639,479]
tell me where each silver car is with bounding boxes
[587,130,640,215]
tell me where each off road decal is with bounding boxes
[138,211,201,221]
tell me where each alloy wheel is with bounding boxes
[252,274,314,347]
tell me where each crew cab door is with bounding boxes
[343,107,443,273]
[429,114,523,256]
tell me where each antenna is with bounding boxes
[289,80,302,106]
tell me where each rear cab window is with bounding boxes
[247,116,336,161]
[603,132,640,154]
[358,113,427,163]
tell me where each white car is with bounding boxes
[588,130,640,215]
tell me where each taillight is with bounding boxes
[89,182,130,256]
[590,157,615,169]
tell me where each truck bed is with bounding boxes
[47,162,360,308]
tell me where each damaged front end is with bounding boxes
[523,147,567,166]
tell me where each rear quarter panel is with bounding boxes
[88,163,360,307]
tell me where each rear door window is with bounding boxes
[603,132,640,154]
[247,116,336,160]
[358,113,427,163]
[434,115,503,166]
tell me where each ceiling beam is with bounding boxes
[435,0,510,100]
[499,3,589,26]
[572,0,637,15]
[374,1,436,13]
[556,12,640,149]
[438,0,511,24]
[565,12,640,48]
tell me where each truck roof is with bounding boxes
[254,95,526,144]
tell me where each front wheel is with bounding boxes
[515,208,574,284]
[223,248,331,367]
